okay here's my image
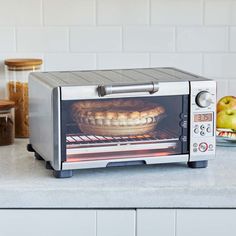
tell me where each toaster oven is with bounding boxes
[27,68,216,178]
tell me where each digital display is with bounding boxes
[194,113,212,122]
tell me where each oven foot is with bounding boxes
[53,170,73,178]
[187,160,208,169]
[35,152,44,161]
[46,161,53,170]
[27,144,34,152]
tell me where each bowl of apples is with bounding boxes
[216,96,236,146]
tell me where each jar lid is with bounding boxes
[0,100,15,110]
[4,58,43,71]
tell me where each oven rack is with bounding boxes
[66,128,178,146]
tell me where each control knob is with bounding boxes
[196,91,213,108]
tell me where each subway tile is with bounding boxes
[230,27,236,51]
[97,0,148,25]
[204,54,236,78]
[150,53,202,75]
[228,79,236,96]
[215,79,229,101]
[151,0,202,25]
[0,0,42,26]
[177,27,228,52]
[205,0,236,25]
[44,0,95,26]
[0,28,15,52]
[17,27,69,52]
[97,53,149,69]
[70,27,122,52]
[124,26,175,52]
[44,53,96,71]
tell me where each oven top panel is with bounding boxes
[30,67,210,88]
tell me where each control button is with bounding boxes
[195,91,213,108]
[200,125,205,130]
[199,142,208,152]
[209,144,213,149]
[194,128,199,134]
[207,127,211,133]
[193,148,198,152]
[179,113,188,119]
[193,143,198,147]
[200,131,205,136]
[180,121,187,128]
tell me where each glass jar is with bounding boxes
[0,100,15,146]
[5,59,43,138]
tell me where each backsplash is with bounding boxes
[0,0,236,99]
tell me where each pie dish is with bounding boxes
[71,99,165,136]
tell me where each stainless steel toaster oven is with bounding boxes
[27,68,216,178]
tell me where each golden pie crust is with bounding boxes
[71,99,165,136]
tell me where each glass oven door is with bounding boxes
[60,95,189,163]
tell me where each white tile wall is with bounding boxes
[124,26,175,52]
[97,53,149,69]
[205,0,236,25]
[0,28,15,52]
[177,27,228,52]
[230,27,236,51]
[204,54,236,78]
[97,0,149,25]
[150,53,202,74]
[151,0,203,25]
[44,53,96,71]
[70,27,122,52]
[44,0,95,26]
[0,0,235,99]
[0,0,42,26]
[17,27,69,52]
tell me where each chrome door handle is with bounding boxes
[97,82,159,97]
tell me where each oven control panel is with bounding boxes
[193,113,214,137]
[190,81,216,158]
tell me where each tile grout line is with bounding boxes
[95,210,97,236]
[228,26,231,52]
[202,0,205,26]
[41,0,44,26]
[121,25,124,52]
[14,27,17,52]
[94,0,98,68]
[148,0,151,26]
[174,26,177,53]
[201,53,204,76]
[175,209,177,236]
[95,0,98,26]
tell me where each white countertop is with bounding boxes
[0,139,236,208]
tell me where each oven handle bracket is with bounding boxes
[97,82,159,97]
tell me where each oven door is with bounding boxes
[60,82,189,170]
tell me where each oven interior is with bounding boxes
[61,95,189,163]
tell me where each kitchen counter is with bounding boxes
[0,139,236,208]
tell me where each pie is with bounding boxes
[71,99,165,136]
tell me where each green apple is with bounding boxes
[217,96,236,113]
[217,109,236,130]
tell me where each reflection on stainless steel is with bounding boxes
[66,149,175,163]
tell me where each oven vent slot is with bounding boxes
[106,160,146,167]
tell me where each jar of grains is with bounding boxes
[5,59,43,138]
[0,100,15,146]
